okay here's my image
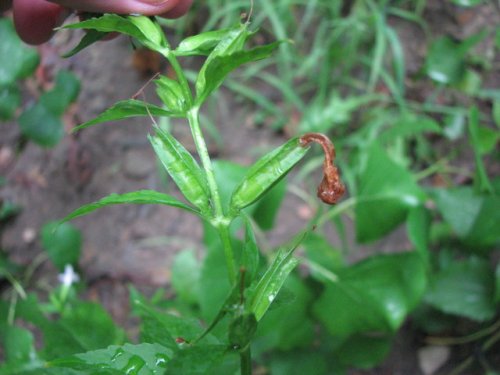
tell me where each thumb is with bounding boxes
[13,0,66,45]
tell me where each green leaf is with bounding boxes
[425,36,465,84]
[254,275,315,352]
[39,71,80,116]
[380,112,441,142]
[333,334,392,369]
[16,295,88,358]
[195,43,279,106]
[251,178,286,231]
[0,19,39,87]
[241,219,261,285]
[63,14,167,51]
[17,70,79,147]
[469,106,494,193]
[302,233,343,282]
[452,0,484,6]
[269,350,327,375]
[62,29,108,58]
[0,85,20,121]
[164,345,227,374]
[432,187,500,250]
[198,222,233,322]
[3,325,37,364]
[155,76,187,114]
[228,313,257,350]
[355,142,426,242]
[443,112,466,140]
[406,206,431,263]
[18,104,64,147]
[249,231,307,321]
[132,300,208,349]
[127,15,167,49]
[41,221,82,271]
[424,257,496,321]
[313,253,427,338]
[171,249,201,305]
[476,126,500,155]
[60,302,124,350]
[212,160,247,210]
[175,29,232,56]
[75,99,176,131]
[149,128,210,212]
[49,343,173,373]
[230,137,309,211]
[61,190,198,224]
[299,94,380,133]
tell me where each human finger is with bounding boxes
[13,0,67,45]
[48,0,185,16]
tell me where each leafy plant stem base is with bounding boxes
[187,108,237,283]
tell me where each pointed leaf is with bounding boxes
[18,103,63,147]
[63,14,167,51]
[49,343,173,373]
[61,190,198,223]
[424,257,496,321]
[175,29,232,56]
[41,222,81,271]
[4,325,37,364]
[164,345,227,374]
[149,128,210,212]
[62,29,108,58]
[75,99,176,131]
[230,137,309,211]
[155,76,187,113]
[313,253,427,338]
[0,19,39,86]
[59,302,125,350]
[432,187,500,250]
[249,231,307,321]
[255,275,315,352]
[0,85,20,120]
[132,300,210,348]
[171,249,201,305]
[355,142,426,242]
[195,43,279,106]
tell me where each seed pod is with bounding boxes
[299,133,345,205]
[149,128,210,213]
[230,137,309,211]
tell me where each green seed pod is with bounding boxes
[149,128,210,213]
[230,137,309,211]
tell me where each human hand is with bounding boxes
[6,0,193,45]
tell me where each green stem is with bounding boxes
[240,347,252,375]
[187,108,237,284]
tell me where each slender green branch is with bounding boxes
[240,347,252,375]
[187,108,237,283]
[315,197,357,227]
[426,319,500,346]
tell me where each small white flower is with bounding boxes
[58,264,80,287]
